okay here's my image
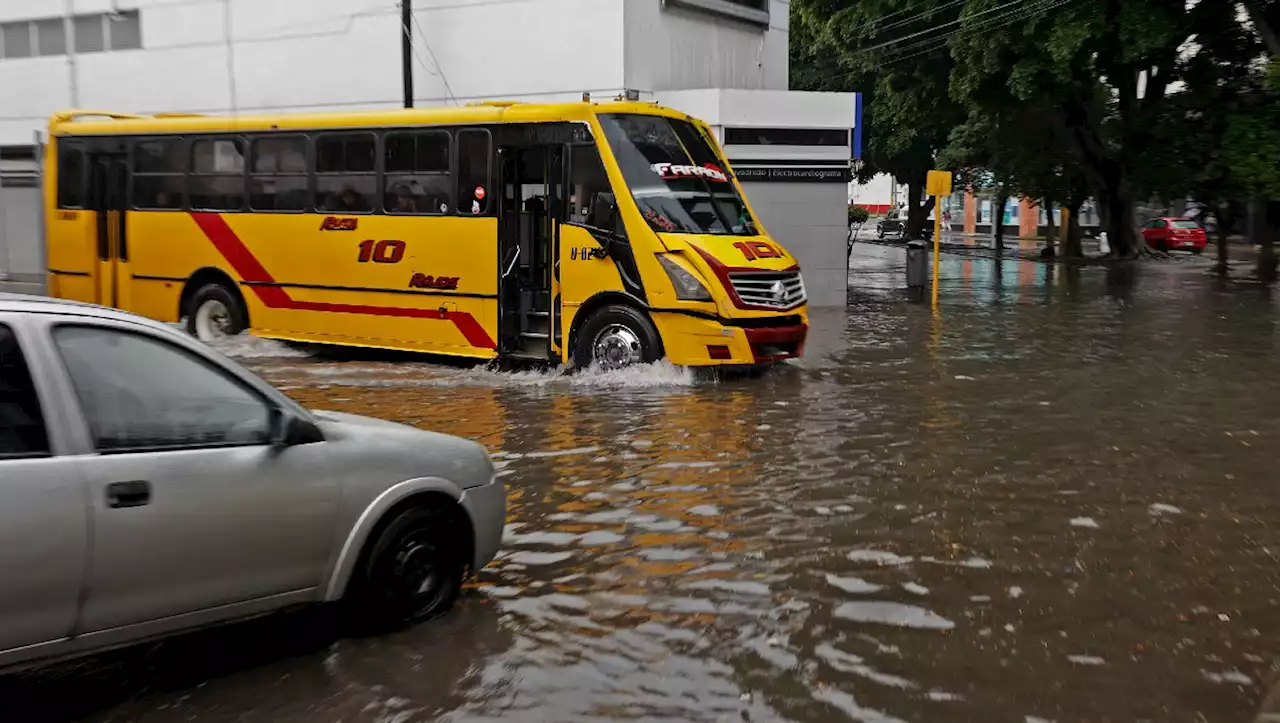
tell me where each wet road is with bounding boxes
[9,246,1280,722]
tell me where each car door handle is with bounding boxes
[106,480,151,508]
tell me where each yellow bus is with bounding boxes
[44,100,808,369]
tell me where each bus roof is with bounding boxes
[48,100,689,137]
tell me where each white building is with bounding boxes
[0,0,857,305]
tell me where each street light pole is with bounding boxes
[401,0,413,108]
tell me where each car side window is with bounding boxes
[52,325,272,453]
[0,324,51,459]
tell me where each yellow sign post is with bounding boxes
[925,170,953,308]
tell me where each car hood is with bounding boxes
[313,409,414,432]
[311,409,495,489]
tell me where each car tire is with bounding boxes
[345,505,465,633]
[1191,247,1204,255]
[573,304,663,371]
[186,283,247,341]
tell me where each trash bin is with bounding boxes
[906,240,928,302]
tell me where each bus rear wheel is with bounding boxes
[573,305,662,371]
[186,283,247,342]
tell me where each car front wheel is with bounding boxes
[346,505,465,632]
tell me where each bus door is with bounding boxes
[497,143,564,359]
[88,151,131,311]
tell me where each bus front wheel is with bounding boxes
[573,305,662,371]
[186,283,247,342]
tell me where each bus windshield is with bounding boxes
[598,114,758,236]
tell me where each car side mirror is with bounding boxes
[269,408,324,447]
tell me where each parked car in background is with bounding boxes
[876,210,906,239]
[1142,217,1207,253]
[0,294,504,672]
[876,210,933,241]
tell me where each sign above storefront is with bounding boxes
[732,166,850,184]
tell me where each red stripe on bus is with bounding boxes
[188,212,496,349]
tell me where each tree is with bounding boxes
[791,0,965,240]
[945,0,1227,257]
[940,105,1089,256]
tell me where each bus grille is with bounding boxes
[727,270,807,309]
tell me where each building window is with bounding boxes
[34,18,66,56]
[107,10,141,51]
[663,0,769,26]
[74,15,104,53]
[0,11,139,60]
[1,22,33,59]
[724,127,849,147]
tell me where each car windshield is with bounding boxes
[598,113,758,236]
[1171,220,1200,229]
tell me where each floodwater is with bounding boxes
[7,245,1280,722]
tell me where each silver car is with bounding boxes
[0,294,504,671]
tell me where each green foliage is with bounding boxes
[848,205,871,224]
[791,0,1277,258]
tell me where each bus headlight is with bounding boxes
[657,254,712,301]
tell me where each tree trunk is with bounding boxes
[904,184,936,240]
[1099,179,1139,257]
[906,183,924,240]
[1063,198,1085,258]
[1043,197,1057,253]
[993,189,1009,253]
[1213,203,1232,276]
[1259,200,1279,285]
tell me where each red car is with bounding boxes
[1142,217,1207,253]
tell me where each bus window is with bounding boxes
[456,129,491,216]
[190,138,245,211]
[315,133,376,213]
[250,136,309,212]
[566,143,616,232]
[133,138,186,210]
[57,143,87,209]
[385,130,451,215]
[598,114,758,236]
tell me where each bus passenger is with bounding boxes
[325,185,369,212]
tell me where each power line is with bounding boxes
[857,0,1047,55]
[879,0,1081,65]
[409,10,459,106]
[864,0,968,38]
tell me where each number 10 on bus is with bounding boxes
[357,240,406,264]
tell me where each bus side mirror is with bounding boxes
[592,194,620,234]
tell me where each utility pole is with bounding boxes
[401,0,413,108]
[63,0,79,107]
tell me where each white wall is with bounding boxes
[0,0,629,145]
[849,173,897,211]
[623,0,788,92]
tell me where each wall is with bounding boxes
[0,183,42,282]
[745,182,848,307]
[849,173,895,214]
[623,0,788,92]
[0,0,629,145]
